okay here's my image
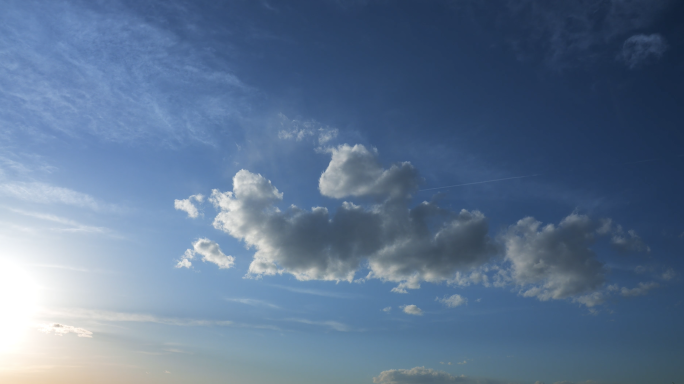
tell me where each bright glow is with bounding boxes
[0,261,39,353]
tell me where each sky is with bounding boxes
[0,0,683,383]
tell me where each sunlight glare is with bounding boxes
[0,261,39,353]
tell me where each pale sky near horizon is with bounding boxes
[1,1,683,383]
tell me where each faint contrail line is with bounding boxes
[419,174,540,192]
[623,158,660,165]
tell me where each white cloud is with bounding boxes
[661,268,676,281]
[277,114,338,145]
[400,305,423,316]
[175,256,192,269]
[225,298,280,309]
[621,282,659,297]
[42,308,234,327]
[373,366,495,384]
[437,294,467,308]
[174,194,204,218]
[179,238,234,270]
[6,208,113,235]
[38,323,92,338]
[599,219,650,253]
[208,146,496,290]
[318,144,420,199]
[286,318,351,332]
[382,306,392,312]
[620,34,668,69]
[499,0,671,68]
[0,0,250,146]
[501,214,606,301]
[189,144,657,309]
[0,182,115,211]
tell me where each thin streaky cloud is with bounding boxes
[0,182,120,212]
[269,284,359,299]
[39,308,283,332]
[419,174,539,192]
[6,207,113,235]
[624,158,660,165]
[25,264,117,275]
[284,318,352,332]
[225,298,281,309]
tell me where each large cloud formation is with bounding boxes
[209,144,496,291]
[193,143,655,307]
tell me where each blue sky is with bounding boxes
[0,0,683,383]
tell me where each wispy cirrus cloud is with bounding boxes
[285,318,352,332]
[225,298,281,309]
[463,0,673,68]
[0,182,119,212]
[619,33,668,69]
[42,308,234,327]
[0,0,251,147]
[7,207,115,235]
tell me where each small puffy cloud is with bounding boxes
[373,367,475,384]
[436,294,467,308]
[661,268,676,281]
[621,282,659,297]
[39,323,92,338]
[318,144,421,199]
[400,305,423,316]
[174,194,204,218]
[175,251,193,269]
[501,214,605,301]
[382,306,392,312]
[177,239,234,269]
[573,291,607,309]
[192,238,234,269]
[620,34,668,69]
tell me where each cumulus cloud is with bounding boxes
[437,294,467,308]
[620,34,668,69]
[621,282,658,297]
[39,323,92,338]
[400,305,423,316]
[373,366,499,384]
[177,239,234,269]
[382,306,392,312]
[174,194,205,219]
[175,251,193,269]
[184,143,657,308]
[501,214,606,301]
[208,145,496,291]
[319,144,420,199]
